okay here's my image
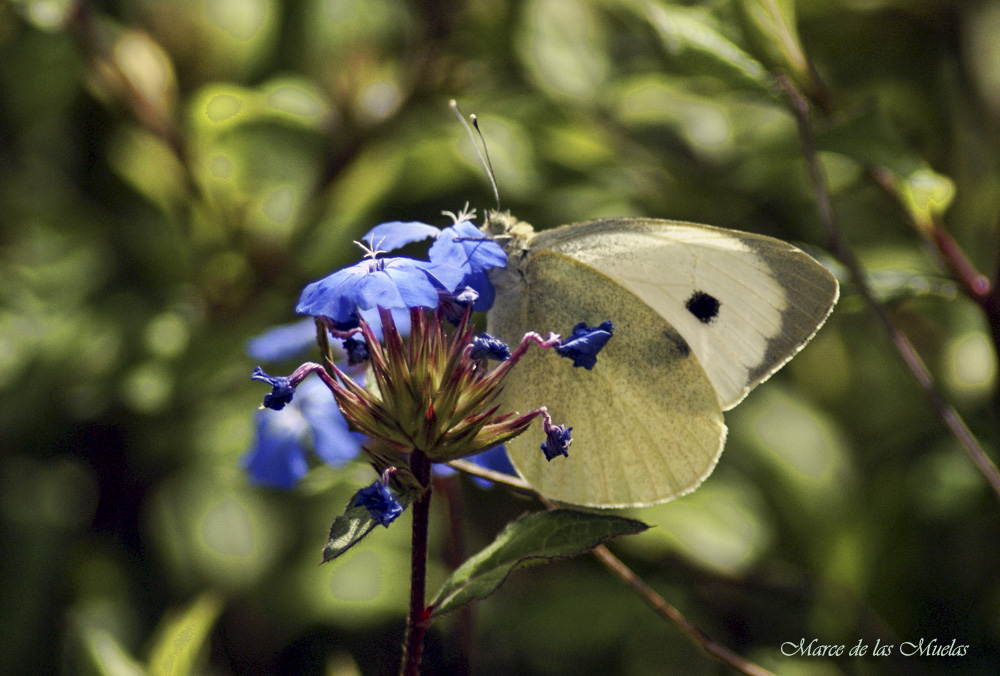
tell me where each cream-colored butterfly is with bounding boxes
[485,211,839,508]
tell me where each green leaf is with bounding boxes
[147,593,224,676]
[645,3,771,94]
[79,627,146,676]
[429,509,649,618]
[816,108,956,230]
[734,0,820,99]
[322,486,415,563]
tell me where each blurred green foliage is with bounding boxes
[1,0,999,675]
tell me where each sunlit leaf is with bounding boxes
[429,509,648,617]
[322,487,415,562]
[147,594,223,676]
[80,627,146,676]
[734,0,821,101]
[645,2,770,93]
[518,0,609,99]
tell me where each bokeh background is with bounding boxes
[2,0,1000,674]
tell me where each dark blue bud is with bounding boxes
[555,320,614,370]
[470,333,511,361]
[251,366,296,410]
[343,335,370,365]
[541,423,572,461]
[439,286,480,324]
[354,482,404,527]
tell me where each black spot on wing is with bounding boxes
[685,291,720,324]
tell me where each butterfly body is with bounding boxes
[485,211,839,508]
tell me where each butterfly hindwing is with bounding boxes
[488,247,726,507]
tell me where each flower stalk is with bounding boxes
[401,448,433,676]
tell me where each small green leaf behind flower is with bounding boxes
[322,483,418,563]
[428,509,649,618]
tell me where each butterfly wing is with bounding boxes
[529,218,839,410]
[488,245,727,507]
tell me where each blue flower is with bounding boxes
[364,220,442,251]
[429,221,507,311]
[251,366,296,410]
[354,481,404,527]
[541,418,572,461]
[555,321,614,370]
[361,217,507,313]
[242,377,366,489]
[295,256,464,326]
[470,333,511,361]
[247,319,317,362]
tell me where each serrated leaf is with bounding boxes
[429,509,649,617]
[645,3,770,94]
[322,487,414,562]
[147,593,223,676]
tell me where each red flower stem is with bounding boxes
[930,222,1000,362]
[400,449,433,676]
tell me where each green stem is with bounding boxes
[401,449,433,676]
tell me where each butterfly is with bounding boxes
[485,212,839,507]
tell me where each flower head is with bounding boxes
[325,307,541,462]
[470,333,511,362]
[360,214,507,313]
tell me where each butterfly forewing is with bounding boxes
[530,219,839,410]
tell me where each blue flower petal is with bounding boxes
[541,424,572,460]
[467,445,517,488]
[470,333,511,361]
[242,409,310,489]
[247,319,317,361]
[296,378,366,467]
[296,257,446,324]
[429,221,507,275]
[363,221,441,252]
[460,270,496,312]
[251,366,296,410]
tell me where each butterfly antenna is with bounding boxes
[450,99,501,212]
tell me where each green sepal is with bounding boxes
[428,509,649,618]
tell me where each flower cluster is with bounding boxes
[244,209,614,525]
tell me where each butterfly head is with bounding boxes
[485,210,535,252]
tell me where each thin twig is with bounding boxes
[65,1,203,201]
[446,461,778,676]
[775,72,1000,502]
[588,544,778,676]
[869,167,1000,375]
